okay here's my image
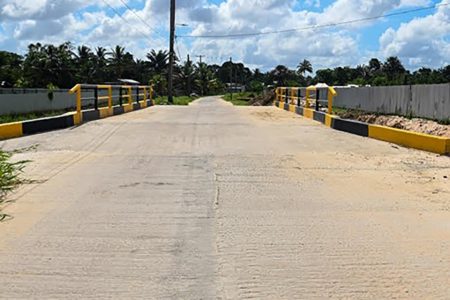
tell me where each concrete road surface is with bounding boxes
[1,96,449,299]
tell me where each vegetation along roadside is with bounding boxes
[0,149,30,221]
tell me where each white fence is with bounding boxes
[333,83,450,121]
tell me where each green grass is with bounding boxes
[0,149,29,221]
[0,111,68,124]
[222,92,256,106]
[153,96,197,105]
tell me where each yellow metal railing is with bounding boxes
[276,85,337,114]
[69,84,153,123]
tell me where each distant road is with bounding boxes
[1,96,449,299]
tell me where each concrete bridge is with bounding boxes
[1,97,449,299]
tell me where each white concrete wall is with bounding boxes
[0,89,129,115]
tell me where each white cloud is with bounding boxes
[0,0,448,70]
[379,0,450,68]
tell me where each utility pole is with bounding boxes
[229,57,233,101]
[187,54,191,95]
[196,55,204,64]
[168,0,176,104]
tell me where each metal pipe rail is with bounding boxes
[69,84,153,123]
[275,85,337,114]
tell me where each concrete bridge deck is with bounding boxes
[1,96,449,299]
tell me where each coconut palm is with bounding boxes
[297,59,313,77]
[176,59,195,95]
[146,49,169,75]
[109,45,126,78]
[74,45,94,83]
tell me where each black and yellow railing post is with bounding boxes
[119,87,123,106]
[94,86,99,110]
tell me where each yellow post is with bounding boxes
[69,84,82,124]
[291,88,297,105]
[107,86,113,108]
[143,87,147,107]
[150,85,154,104]
[305,89,310,108]
[327,87,337,114]
[306,86,316,109]
[128,86,132,105]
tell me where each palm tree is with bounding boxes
[297,59,313,77]
[195,62,215,96]
[109,45,126,78]
[146,49,169,75]
[93,47,108,83]
[74,45,94,83]
[176,59,195,95]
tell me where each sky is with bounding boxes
[0,0,449,71]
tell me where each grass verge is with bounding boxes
[154,96,197,105]
[0,111,68,124]
[0,149,29,221]
[222,92,256,106]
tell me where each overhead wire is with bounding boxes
[174,36,183,62]
[178,2,449,39]
[116,0,167,40]
[100,0,152,41]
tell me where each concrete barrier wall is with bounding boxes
[0,89,134,115]
[333,84,450,121]
[0,90,77,115]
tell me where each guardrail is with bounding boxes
[275,85,337,114]
[69,84,153,123]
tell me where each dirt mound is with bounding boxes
[359,115,450,137]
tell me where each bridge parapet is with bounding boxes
[276,84,337,114]
[69,84,153,124]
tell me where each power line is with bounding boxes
[116,0,166,40]
[175,36,183,62]
[100,0,152,41]
[178,2,449,39]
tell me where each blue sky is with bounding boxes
[0,0,449,71]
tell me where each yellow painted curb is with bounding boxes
[278,102,284,109]
[0,122,23,140]
[124,104,133,113]
[289,104,296,113]
[369,124,449,154]
[303,108,314,119]
[140,101,147,109]
[99,107,113,118]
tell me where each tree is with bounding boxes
[368,58,382,76]
[93,47,108,83]
[0,51,23,86]
[176,59,195,95]
[297,59,313,77]
[147,49,169,75]
[270,65,290,86]
[315,69,334,85]
[383,56,406,83]
[109,45,127,79]
[195,62,215,95]
[74,45,94,83]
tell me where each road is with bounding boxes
[1,96,449,299]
